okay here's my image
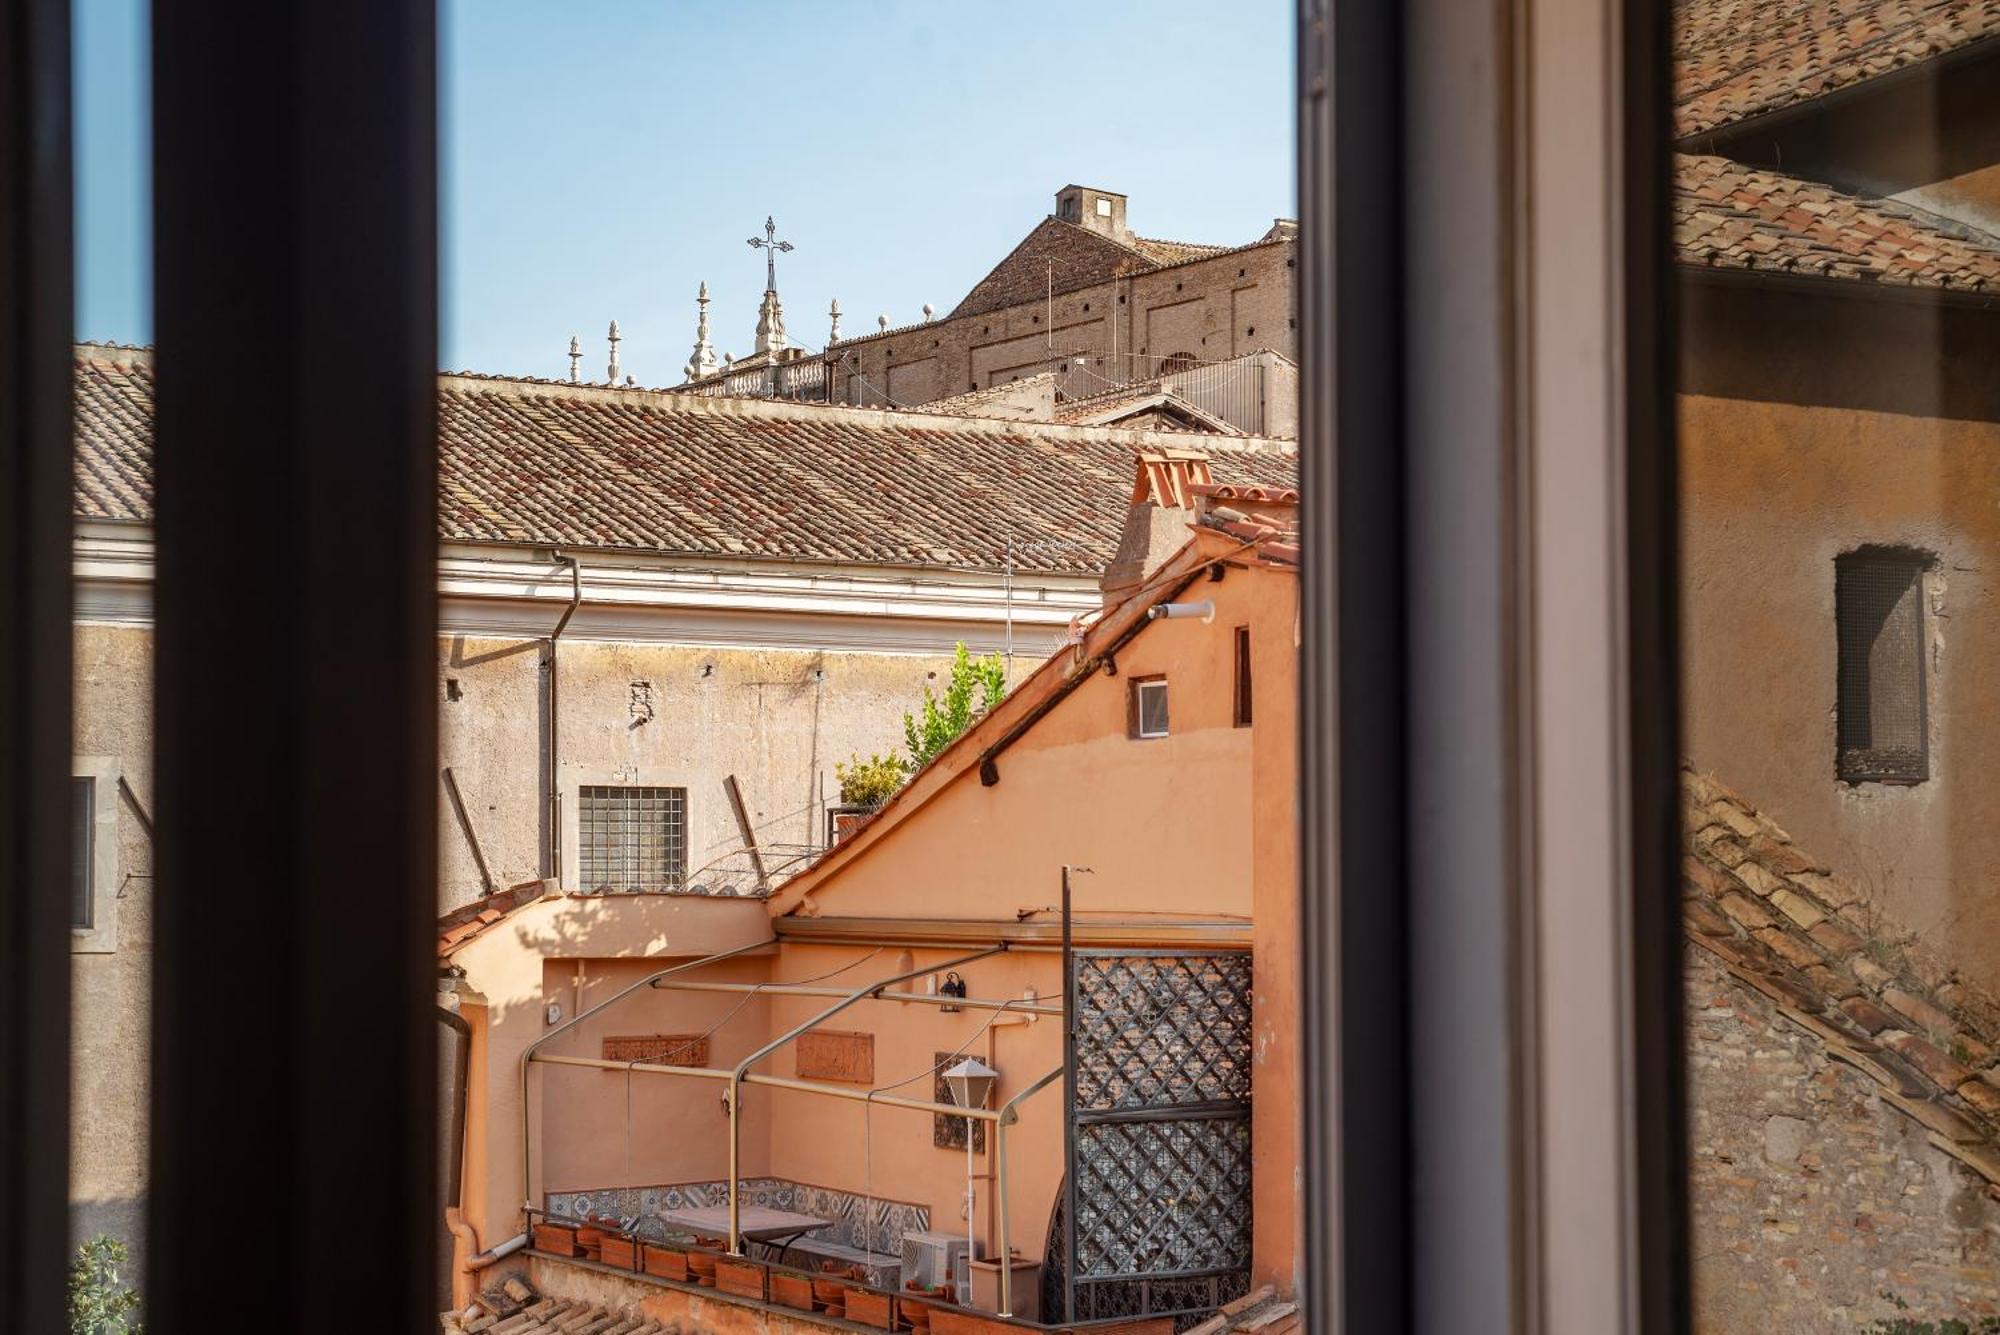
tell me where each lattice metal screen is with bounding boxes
[578,785,687,890]
[1836,552,1928,783]
[1057,950,1253,1325]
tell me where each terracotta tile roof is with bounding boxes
[917,372,1060,417]
[442,1275,666,1334]
[1673,152,2000,292]
[1673,0,2000,138]
[1130,235,1230,266]
[437,879,551,959]
[1051,383,1244,435]
[1683,768,2000,1186]
[70,345,1298,576]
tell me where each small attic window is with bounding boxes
[1096,197,1113,217]
[1130,677,1169,739]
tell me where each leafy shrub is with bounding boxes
[903,644,1006,770]
[836,752,909,808]
[69,1234,142,1335]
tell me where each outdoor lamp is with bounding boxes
[943,1056,998,1112]
[943,1057,999,1300]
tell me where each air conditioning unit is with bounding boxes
[901,1230,972,1301]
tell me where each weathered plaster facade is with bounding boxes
[1680,281,2000,997]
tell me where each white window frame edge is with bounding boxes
[1134,678,1170,739]
[71,755,121,953]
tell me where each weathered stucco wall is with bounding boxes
[1687,948,2000,1330]
[440,636,1036,910]
[70,622,155,1273]
[1681,283,2000,996]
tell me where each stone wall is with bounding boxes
[1688,948,2000,1331]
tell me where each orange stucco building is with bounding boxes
[439,456,1302,1332]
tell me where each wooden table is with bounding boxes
[658,1204,832,1262]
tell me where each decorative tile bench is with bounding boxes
[546,1178,928,1289]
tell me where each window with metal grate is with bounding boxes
[578,784,688,890]
[1835,550,1929,784]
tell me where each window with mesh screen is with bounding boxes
[1835,551,1928,784]
[578,785,687,890]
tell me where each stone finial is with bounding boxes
[922,303,935,322]
[684,282,718,383]
[606,319,622,384]
[567,335,581,383]
[878,314,889,332]
[828,298,842,346]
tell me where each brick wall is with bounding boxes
[829,239,1295,410]
[1688,948,2000,1331]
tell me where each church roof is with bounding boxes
[70,345,1297,575]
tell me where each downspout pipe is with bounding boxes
[542,553,582,881]
[519,937,776,1221]
[724,945,1007,1255]
[439,1004,480,1308]
[994,1064,1064,1317]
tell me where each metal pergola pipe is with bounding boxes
[518,936,776,1214]
[652,978,1063,1017]
[994,1064,1064,1316]
[724,945,1007,1254]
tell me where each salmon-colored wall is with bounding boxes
[453,893,774,1246]
[1247,578,1300,1290]
[757,944,1069,1262]
[794,575,1273,926]
[1681,281,2000,994]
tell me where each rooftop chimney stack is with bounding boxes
[1101,449,1213,608]
[1055,184,1130,243]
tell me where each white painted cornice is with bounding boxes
[74,525,1103,656]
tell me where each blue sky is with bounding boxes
[74,0,1294,381]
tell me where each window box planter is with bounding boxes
[771,1271,816,1311]
[687,1250,719,1286]
[601,1234,638,1270]
[846,1287,896,1330]
[641,1243,688,1282]
[716,1257,768,1301]
[575,1223,607,1260]
[812,1275,848,1316]
[532,1222,579,1257]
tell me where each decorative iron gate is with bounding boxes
[1054,949,1254,1324]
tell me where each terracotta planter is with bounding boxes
[600,1235,638,1270]
[687,1251,719,1286]
[846,1287,896,1330]
[900,1295,938,1331]
[531,1223,579,1257]
[771,1271,816,1311]
[641,1244,688,1282]
[813,1276,848,1313]
[576,1224,607,1260]
[716,1257,767,1301]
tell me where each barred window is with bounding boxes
[578,785,687,890]
[1835,551,1928,784]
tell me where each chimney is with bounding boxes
[1055,185,1130,243]
[1101,450,1212,608]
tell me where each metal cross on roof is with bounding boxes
[746,216,794,293]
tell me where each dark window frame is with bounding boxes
[71,775,94,930]
[1233,626,1253,728]
[1835,548,1931,785]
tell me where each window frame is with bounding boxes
[1834,548,1931,785]
[1129,675,1170,739]
[69,758,122,950]
[1233,625,1253,728]
[576,781,690,892]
